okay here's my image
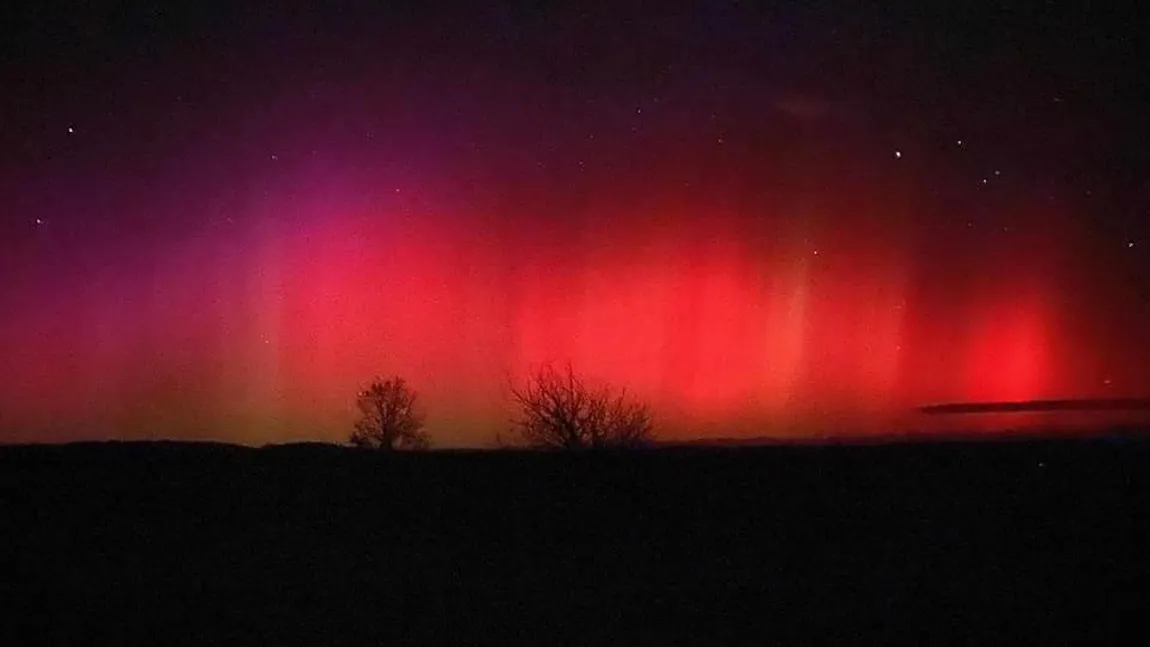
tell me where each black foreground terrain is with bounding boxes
[1,439,1146,644]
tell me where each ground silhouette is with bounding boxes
[0,436,1146,643]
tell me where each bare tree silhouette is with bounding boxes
[349,376,431,450]
[508,363,655,450]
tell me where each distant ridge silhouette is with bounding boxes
[919,398,1150,414]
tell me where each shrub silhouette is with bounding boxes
[508,363,655,450]
[349,376,431,450]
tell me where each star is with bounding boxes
[34,218,44,225]
[894,150,902,159]
[1127,241,1136,248]
[66,126,74,134]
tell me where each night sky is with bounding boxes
[2,1,1148,446]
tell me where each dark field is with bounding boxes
[1,439,1147,643]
